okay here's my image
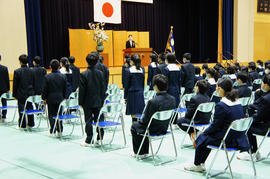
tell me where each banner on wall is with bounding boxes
[94,0,121,24]
[122,0,153,4]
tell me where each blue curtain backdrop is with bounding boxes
[24,0,44,66]
[222,0,234,60]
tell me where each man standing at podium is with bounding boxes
[126,34,136,49]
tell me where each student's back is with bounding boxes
[95,61,109,89]
[0,64,10,94]
[147,62,159,90]
[181,62,195,92]
[32,66,47,95]
[70,63,80,92]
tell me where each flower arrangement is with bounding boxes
[88,22,108,45]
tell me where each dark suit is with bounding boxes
[79,67,106,144]
[176,93,211,134]
[131,92,176,154]
[247,92,270,153]
[70,64,80,92]
[157,62,167,75]
[13,65,35,128]
[42,70,67,133]
[0,64,10,118]
[181,62,195,94]
[126,40,135,49]
[32,66,47,95]
[235,84,252,98]
[95,61,109,89]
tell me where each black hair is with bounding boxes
[19,54,28,65]
[33,56,41,65]
[125,54,131,59]
[50,59,59,71]
[183,53,191,61]
[86,52,99,67]
[217,78,238,102]
[196,80,210,94]
[248,62,256,71]
[150,53,158,66]
[153,74,168,91]
[131,54,141,70]
[166,53,176,64]
[241,66,248,73]
[264,61,270,68]
[202,64,208,70]
[158,53,166,61]
[262,74,270,86]
[265,64,270,70]
[99,55,104,64]
[128,34,132,37]
[236,71,248,83]
[227,66,235,74]
[125,54,131,67]
[68,56,75,64]
[234,62,240,71]
[206,68,219,82]
[195,66,201,75]
[257,60,263,66]
[60,57,70,72]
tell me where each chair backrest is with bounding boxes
[0,92,15,100]
[233,81,238,87]
[248,86,253,91]
[210,91,219,101]
[26,95,43,104]
[144,90,156,100]
[222,74,230,78]
[69,89,79,99]
[180,87,185,97]
[197,102,215,113]
[101,103,123,114]
[58,98,79,115]
[144,85,150,93]
[181,93,196,107]
[151,109,175,122]
[107,88,120,95]
[259,71,264,76]
[108,84,118,90]
[253,79,262,85]
[105,94,122,103]
[238,97,250,107]
[230,117,253,132]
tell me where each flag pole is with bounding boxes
[164,26,173,53]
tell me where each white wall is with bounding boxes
[0,0,28,73]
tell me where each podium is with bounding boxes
[123,48,153,66]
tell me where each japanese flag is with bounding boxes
[93,0,121,24]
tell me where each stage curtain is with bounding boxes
[24,0,44,66]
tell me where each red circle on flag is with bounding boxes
[102,2,114,17]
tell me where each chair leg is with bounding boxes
[58,119,62,139]
[79,113,84,136]
[98,126,104,151]
[136,132,148,160]
[255,129,270,162]
[224,146,234,179]
[206,148,221,178]
[121,115,126,145]
[147,131,156,165]
[249,149,257,178]
[170,125,178,158]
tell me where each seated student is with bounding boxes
[122,54,131,100]
[60,57,73,98]
[214,63,226,78]
[147,54,159,90]
[32,56,47,95]
[234,62,241,72]
[256,60,264,74]
[248,62,260,84]
[181,53,195,94]
[184,78,248,172]
[176,80,211,143]
[42,59,67,136]
[13,54,35,129]
[237,74,270,161]
[131,74,176,157]
[234,72,252,98]
[157,53,167,75]
[68,56,80,92]
[194,66,203,85]
[163,53,181,108]
[202,64,208,79]
[227,66,237,83]
[0,55,10,120]
[206,68,218,98]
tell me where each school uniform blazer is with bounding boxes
[147,62,159,89]
[249,71,260,82]
[163,64,181,107]
[254,90,267,101]
[135,92,176,135]
[122,65,129,88]
[32,66,47,95]
[125,66,145,93]
[95,62,109,88]
[194,75,203,85]
[157,62,167,75]
[79,67,106,109]
[185,93,211,123]
[206,78,216,98]
[126,40,135,49]
[70,64,80,92]
[236,84,252,98]
[0,64,10,94]
[219,69,226,77]
[180,62,195,90]
[13,65,35,100]
[42,70,67,105]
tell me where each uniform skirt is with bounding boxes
[126,90,145,115]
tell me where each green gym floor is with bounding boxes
[0,100,269,179]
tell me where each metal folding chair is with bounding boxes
[144,90,156,102]
[180,87,185,98]
[252,79,262,91]
[210,91,221,104]
[0,92,17,124]
[92,103,126,152]
[206,117,256,179]
[180,93,196,109]
[53,98,84,138]
[20,95,48,129]
[233,81,238,88]
[238,97,250,116]
[107,88,120,95]
[259,71,264,76]
[254,127,270,162]
[136,109,177,166]
[104,94,122,104]
[108,84,118,90]
[144,85,150,93]
[180,102,215,149]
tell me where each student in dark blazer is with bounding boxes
[256,60,264,74]
[163,53,181,108]
[126,34,136,49]
[68,56,80,92]
[184,78,248,172]
[0,55,10,119]
[42,59,67,135]
[176,80,211,136]
[125,54,145,122]
[96,55,109,90]
[248,62,260,90]
[202,64,208,79]
[206,68,219,98]
[237,74,270,161]
[60,57,73,98]
[131,74,176,156]
[13,54,35,128]
[181,53,195,94]
[234,72,252,98]
[194,66,203,85]
[157,53,167,75]
[147,54,159,90]
[32,56,47,95]
[79,52,106,147]
[122,54,131,100]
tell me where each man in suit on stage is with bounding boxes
[0,55,10,120]
[126,34,136,49]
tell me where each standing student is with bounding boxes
[32,56,47,95]
[68,56,80,92]
[0,55,10,119]
[60,57,73,98]
[163,53,181,107]
[13,54,35,128]
[181,53,195,94]
[125,54,145,122]
[122,54,131,100]
[147,54,159,90]
[42,59,67,135]
[157,53,167,75]
[79,52,106,147]
[96,55,109,90]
